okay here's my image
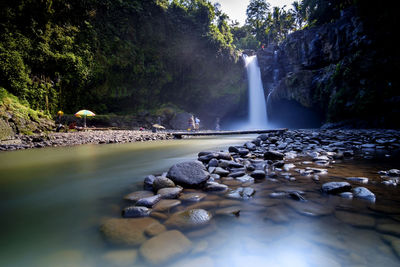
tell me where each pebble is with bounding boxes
[353,186,376,202]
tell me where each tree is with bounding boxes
[246,0,270,44]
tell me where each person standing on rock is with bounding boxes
[188,115,195,131]
[194,117,200,131]
[215,117,220,131]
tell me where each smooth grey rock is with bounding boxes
[167,161,209,187]
[124,191,154,202]
[250,170,266,179]
[219,160,244,168]
[208,158,219,167]
[153,177,175,192]
[229,171,246,178]
[122,206,151,218]
[157,187,182,199]
[228,146,239,153]
[388,169,400,177]
[346,177,369,184]
[144,175,156,186]
[226,187,255,200]
[238,148,250,156]
[214,167,230,176]
[204,181,228,192]
[165,209,212,229]
[217,152,232,160]
[136,194,162,208]
[353,187,376,202]
[236,175,255,183]
[245,142,256,151]
[322,182,352,194]
[258,134,268,141]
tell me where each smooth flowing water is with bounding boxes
[244,55,268,129]
[1,138,400,267]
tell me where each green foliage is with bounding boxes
[0,0,243,118]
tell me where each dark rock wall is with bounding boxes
[258,8,399,129]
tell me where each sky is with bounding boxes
[209,0,294,25]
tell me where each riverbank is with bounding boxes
[99,128,400,266]
[0,130,173,151]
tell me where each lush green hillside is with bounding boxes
[0,0,245,120]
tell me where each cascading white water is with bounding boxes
[244,54,268,129]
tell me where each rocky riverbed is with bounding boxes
[0,130,173,151]
[99,129,400,267]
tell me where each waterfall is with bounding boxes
[244,54,268,129]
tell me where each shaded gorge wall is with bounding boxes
[257,7,399,129]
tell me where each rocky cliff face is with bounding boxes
[258,8,399,128]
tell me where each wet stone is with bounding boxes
[153,199,181,212]
[250,170,266,179]
[100,218,161,246]
[204,181,228,192]
[322,182,352,194]
[346,177,369,184]
[153,177,175,192]
[226,187,255,200]
[122,206,151,218]
[228,146,239,153]
[208,158,219,167]
[179,192,207,202]
[136,194,161,207]
[245,142,256,151]
[214,167,230,176]
[123,191,154,202]
[229,171,246,178]
[157,187,182,199]
[353,187,376,202]
[167,161,210,187]
[144,175,156,187]
[388,169,400,177]
[165,209,212,229]
[236,175,255,183]
[264,151,284,160]
[139,230,192,265]
[238,148,250,156]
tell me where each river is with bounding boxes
[0,136,399,267]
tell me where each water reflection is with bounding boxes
[0,137,399,266]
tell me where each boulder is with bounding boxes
[139,230,192,265]
[321,182,351,194]
[165,209,213,229]
[167,161,210,187]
